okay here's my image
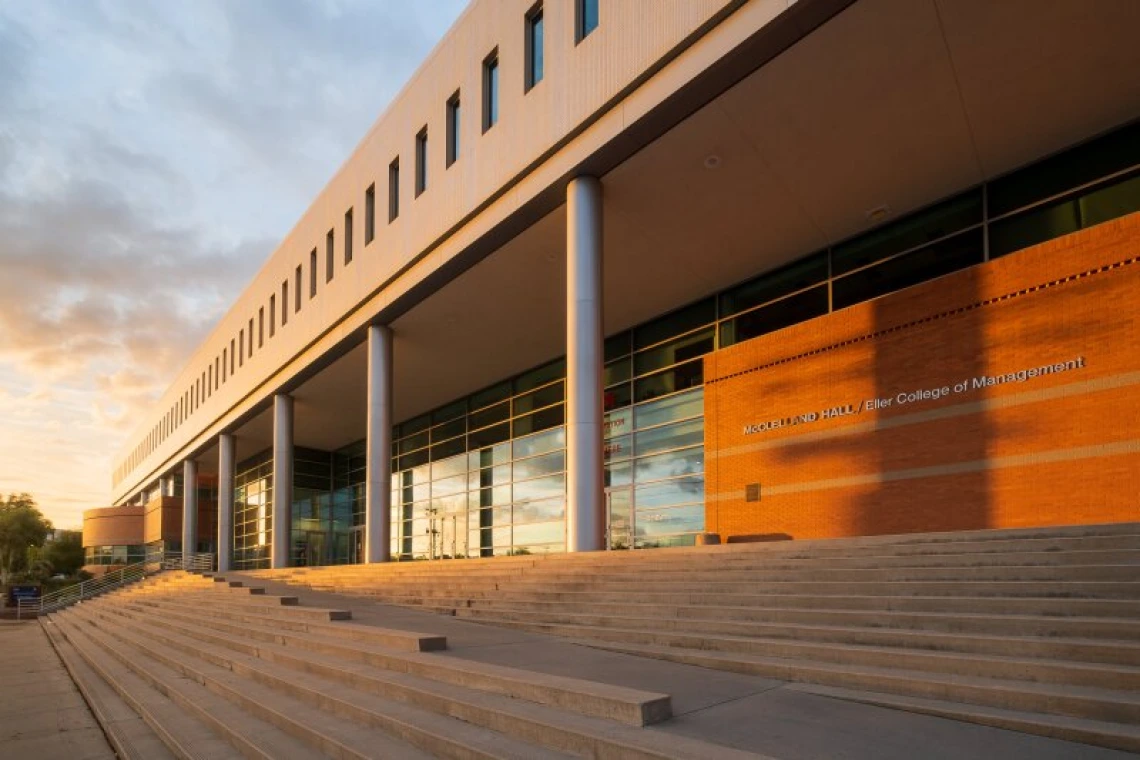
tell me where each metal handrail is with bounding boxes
[16,551,215,619]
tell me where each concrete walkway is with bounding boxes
[236,572,1137,760]
[0,620,115,760]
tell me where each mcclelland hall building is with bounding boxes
[82,0,1140,574]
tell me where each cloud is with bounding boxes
[0,0,466,526]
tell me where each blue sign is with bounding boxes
[7,585,40,606]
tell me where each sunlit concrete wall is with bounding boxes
[112,0,802,504]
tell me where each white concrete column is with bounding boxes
[271,394,294,569]
[365,325,393,563]
[182,459,198,563]
[217,433,235,573]
[565,176,605,552]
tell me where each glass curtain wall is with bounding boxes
[233,450,272,570]
[230,119,1140,567]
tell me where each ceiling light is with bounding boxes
[703,154,721,170]
[866,204,890,223]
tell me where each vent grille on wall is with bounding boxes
[745,483,761,502]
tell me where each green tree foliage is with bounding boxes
[42,530,85,577]
[0,493,52,584]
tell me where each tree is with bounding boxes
[0,493,52,584]
[42,530,85,577]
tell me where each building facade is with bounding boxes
[89,0,1140,570]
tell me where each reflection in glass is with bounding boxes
[634,476,704,510]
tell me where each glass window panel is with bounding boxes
[431,473,468,497]
[634,477,704,510]
[988,121,1140,217]
[634,388,703,430]
[1078,171,1140,228]
[832,191,982,276]
[635,417,703,457]
[470,401,509,430]
[513,521,564,545]
[832,228,984,309]
[634,327,715,376]
[432,417,465,443]
[410,464,431,485]
[604,331,631,362]
[989,199,1079,259]
[604,408,632,440]
[578,0,599,39]
[512,450,565,480]
[604,383,632,411]
[514,359,565,393]
[431,436,466,462]
[402,414,431,436]
[468,421,510,450]
[474,463,511,488]
[634,299,716,349]
[720,285,829,348]
[719,253,828,318]
[634,360,704,403]
[471,381,511,410]
[635,506,705,540]
[513,406,564,438]
[493,526,511,546]
[432,399,467,424]
[513,496,565,523]
[635,447,704,483]
[605,460,632,488]
[399,448,429,472]
[435,492,468,515]
[513,425,565,459]
[411,482,430,502]
[431,453,467,481]
[512,474,565,504]
[398,431,429,455]
[479,484,512,506]
[604,358,631,386]
[604,435,632,464]
[513,381,564,415]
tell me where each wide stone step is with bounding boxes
[126,594,446,651]
[472,614,1140,692]
[456,564,1140,584]
[52,609,332,760]
[120,585,353,620]
[78,600,757,759]
[40,618,177,760]
[792,683,1140,755]
[458,599,1140,645]
[454,605,1140,666]
[333,578,1140,600]
[244,525,1140,576]
[245,530,1140,581]
[555,634,1140,730]
[64,606,514,760]
[96,595,673,727]
[289,549,1140,583]
[457,590,1140,618]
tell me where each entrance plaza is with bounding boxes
[61,0,1140,756]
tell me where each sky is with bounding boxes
[0,0,468,529]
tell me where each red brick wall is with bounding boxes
[704,212,1140,540]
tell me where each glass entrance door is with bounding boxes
[305,531,327,567]
[606,486,632,550]
[349,525,365,564]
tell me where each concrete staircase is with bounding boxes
[252,523,1140,754]
[42,571,762,759]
